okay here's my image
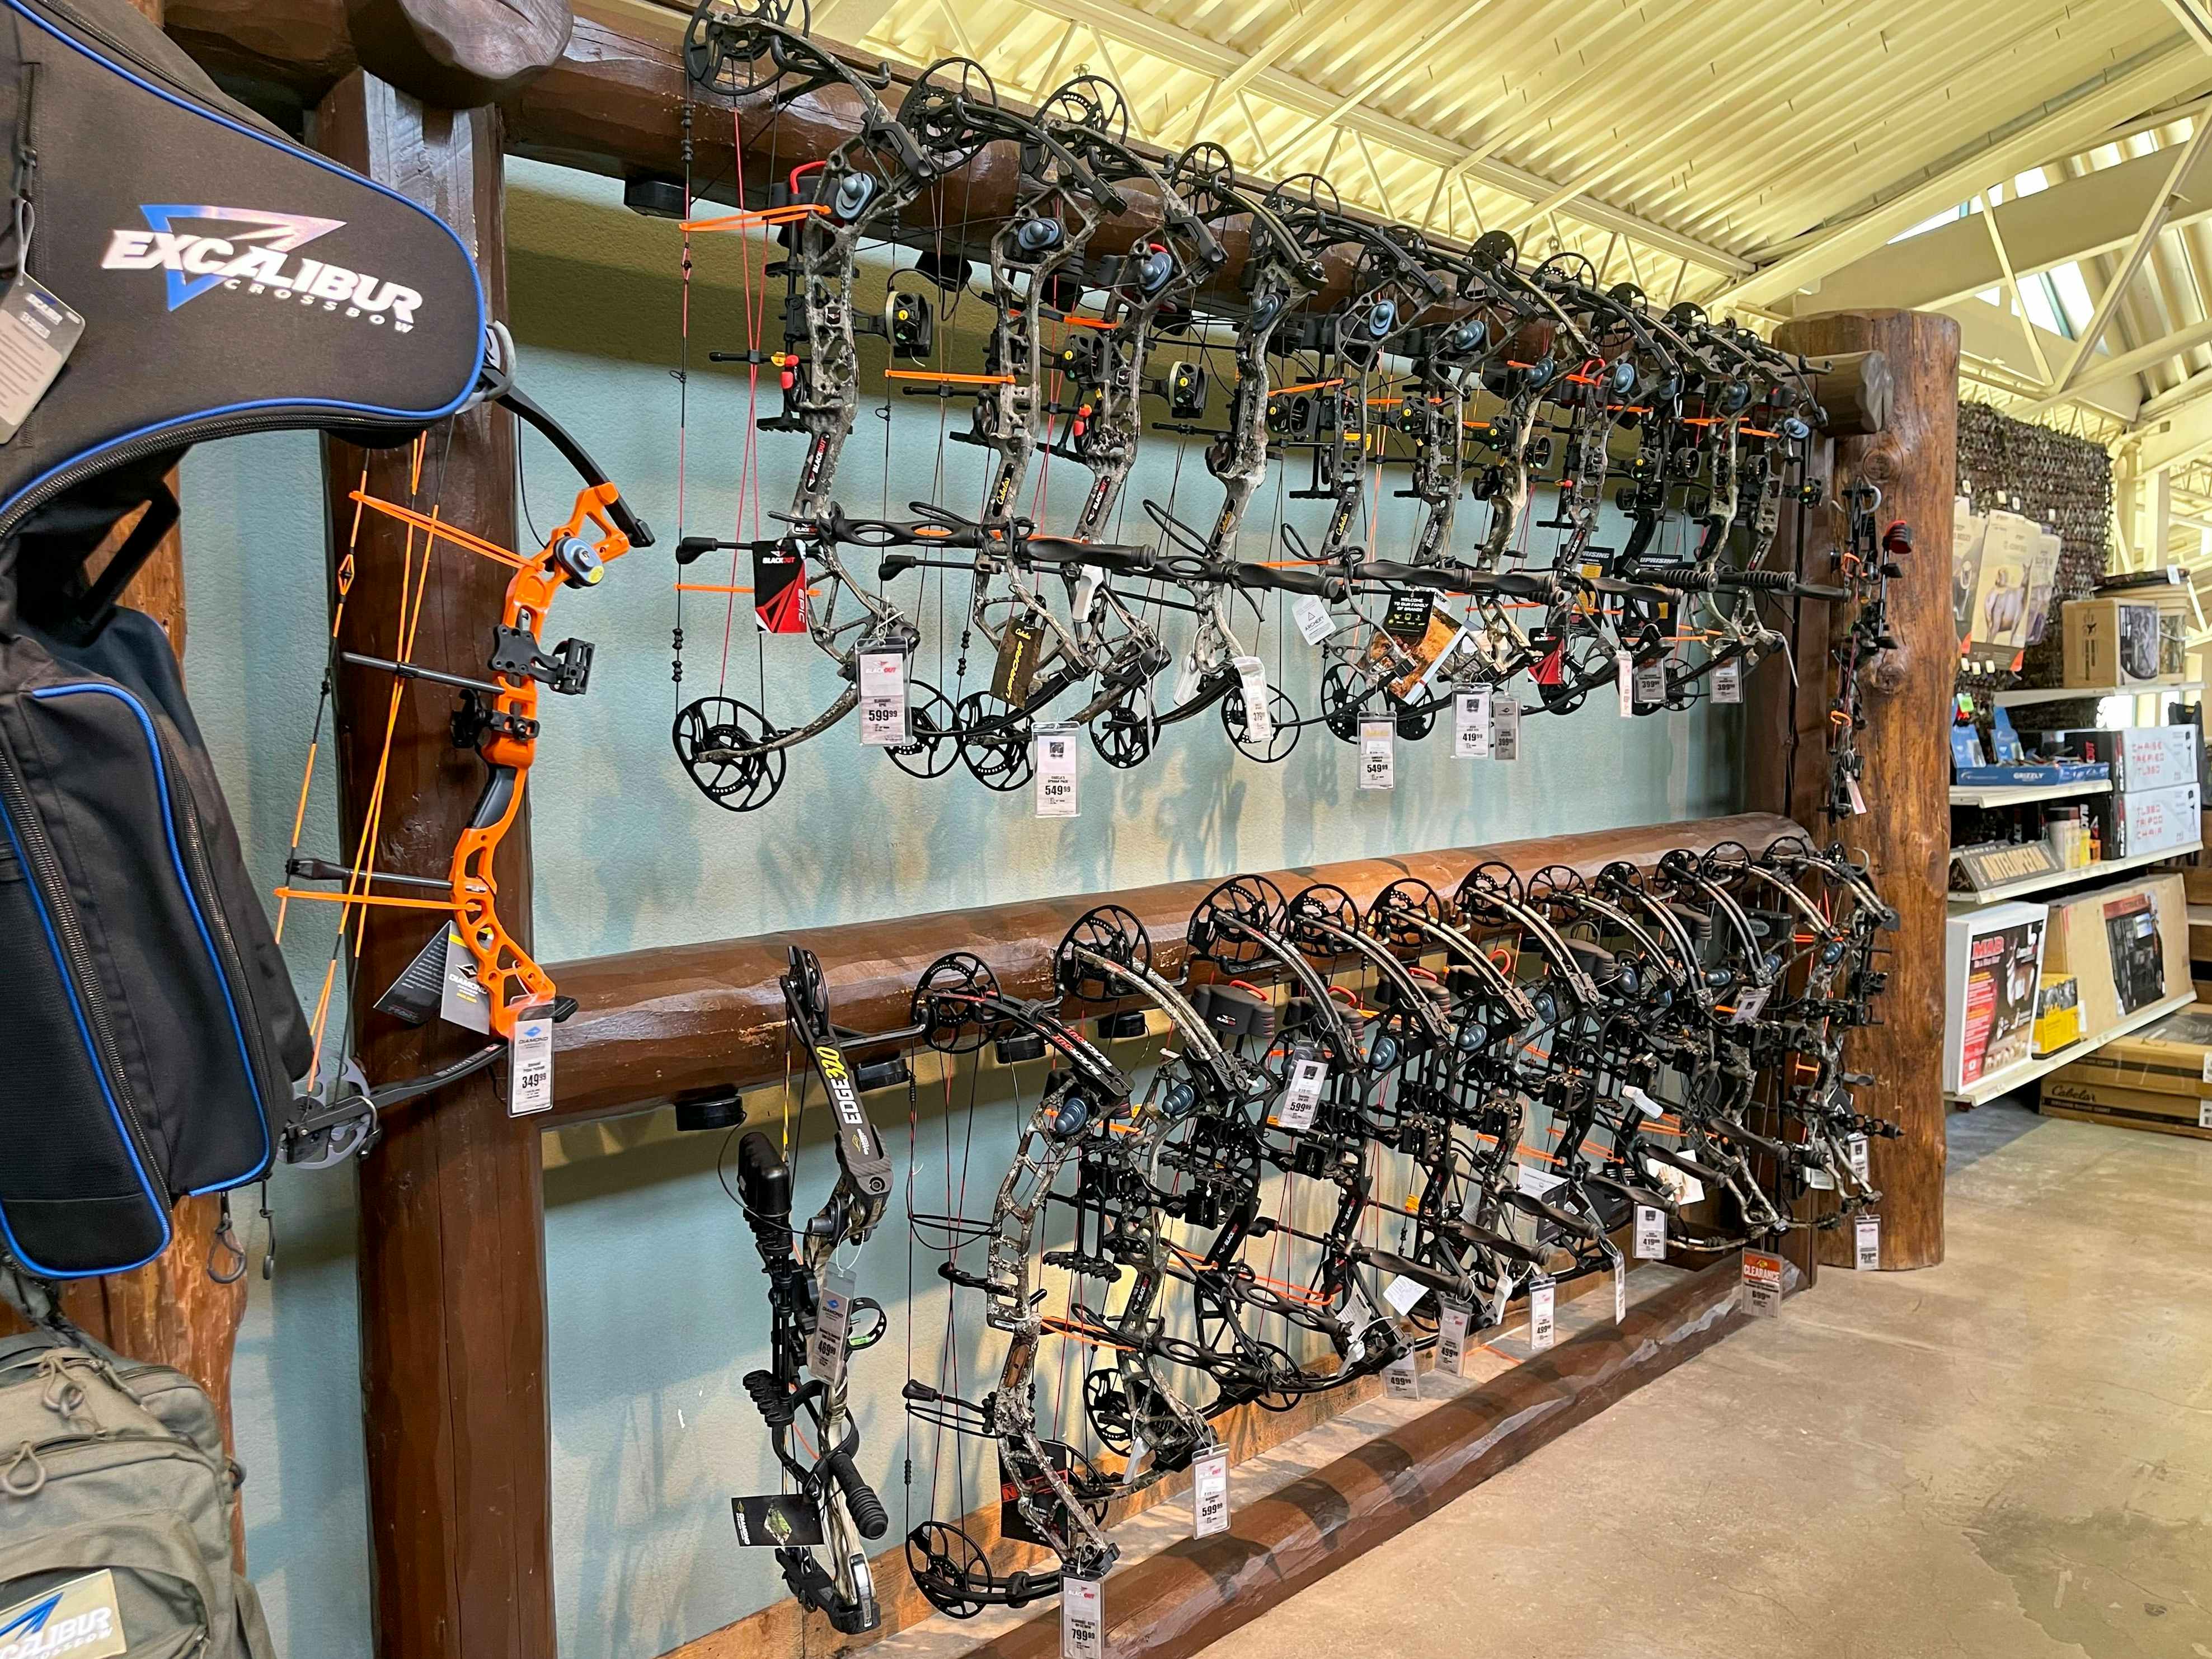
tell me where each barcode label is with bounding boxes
[508,1004,555,1116]
[1035,723,1079,819]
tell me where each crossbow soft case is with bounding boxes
[0,0,485,1276]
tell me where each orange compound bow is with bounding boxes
[275,387,650,1165]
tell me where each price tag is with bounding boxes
[508,1003,555,1117]
[1635,1204,1666,1260]
[1035,722,1079,819]
[1712,660,1743,704]
[1292,593,1336,645]
[809,1259,858,1388]
[1847,1135,1871,1182]
[1383,1274,1427,1316]
[1275,1051,1327,1130]
[1454,688,1491,759]
[1616,651,1637,717]
[2199,1099,2212,1129]
[1804,1165,1835,1191]
[1854,1215,1880,1272]
[857,649,910,746]
[1518,1162,1566,1200]
[1062,1576,1103,1659]
[1171,650,1204,706]
[0,275,85,444]
[1383,1350,1420,1399]
[1741,1249,1783,1318]
[1436,1300,1471,1376]
[1527,1277,1556,1352]
[1231,655,1272,744]
[1489,1272,1516,1331]
[1729,984,1771,1026]
[1634,656,1666,708]
[440,927,491,1035]
[1358,718,1395,790]
[1490,696,1521,762]
[1191,1449,1229,1539]
[1621,1083,1663,1118]
[1846,774,1868,815]
[1613,1252,1627,1325]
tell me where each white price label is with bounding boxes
[1741,1249,1783,1318]
[1621,1083,1663,1118]
[1518,1162,1566,1200]
[809,1261,858,1388]
[1490,1272,1516,1332]
[1616,651,1636,717]
[1062,1576,1103,1659]
[1635,1204,1666,1260]
[1358,718,1395,790]
[1613,1252,1627,1325]
[1846,774,1868,815]
[1454,688,1491,759]
[440,927,491,1035]
[1231,656,1272,744]
[1191,1449,1229,1539]
[857,650,910,746]
[1490,696,1520,762]
[2199,1099,2212,1130]
[1712,659,1743,704]
[1854,1216,1880,1272]
[1383,1274,1427,1316]
[1171,651,1203,706]
[1035,722,1079,819]
[1847,1135,1871,1183]
[1291,592,1336,645]
[1275,1052,1327,1130]
[1528,1277,1556,1352]
[1383,1351,1420,1399]
[1804,1166,1835,1191]
[1730,984,1771,1025]
[1634,656,1666,708]
[508,1003,555,1116]
[1437,1301,1471,1376]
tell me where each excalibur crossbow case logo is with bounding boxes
[0,0,483,563]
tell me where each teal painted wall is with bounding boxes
[179,158,1739,1659]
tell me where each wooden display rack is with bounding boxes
[35,4,1958,1656]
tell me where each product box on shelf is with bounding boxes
[2090,780,2202,859]
[2048,1003,2212,1097]
[2061,594,2189,688]
[2040,1077,2212,1140]
[2041,871,2190,1041]
[2018,725,2200,792]
[1943,903,2048,1092]
[1952,761,2110,789]
[2032,974,2081,1056]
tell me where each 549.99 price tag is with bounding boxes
[1358,718,1395,790]
[1035,722,1079,819]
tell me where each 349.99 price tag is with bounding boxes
[1062,1576,1103,1659]
[1633,655,1666,708]
[1358,718,1395,790]
[857,649,910,746]
[508,1003,555,1117]
[1712,659,1743,704]
[1035,722,1079,819]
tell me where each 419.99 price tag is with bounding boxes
[1454,687,1490,759]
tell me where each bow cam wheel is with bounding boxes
[1055,905,1151,1000]
[1368,878,1445,958]
[1221,684,1302,763]
[1089,702,1157,769]
[886,679,961,779]
[683,0,807,97]
[911,952,1002,1053]
[906,1522,989,1620]
[1285,883,1359,955]
[672,696,786,812]
[955,691,1035,792]
[1187,876,1285,967]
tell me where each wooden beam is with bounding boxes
[312,72,555,1659]
[538,813,1800,1127]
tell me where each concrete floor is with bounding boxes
[1195,1111,2212,1659]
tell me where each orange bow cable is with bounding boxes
[679,203,830,234]
[884,369,1017,385]
[1269,378,1345,398]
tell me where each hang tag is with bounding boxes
[1292,592,1336,645]
[1358,718,1395,790]
[1804,1165,1835,1191]
[1062,1576,1104,1659]
[1712,660,1743,704]
[1616,651,1637,717]
[1437,1300,1471,1376]
[1635,1205,1667,1259]
[1275,1051,1327,1130]
[1621,1083,1663,1118]
[1634,656,1665,708]
[1845,774,1868,815]
[1231,655,1272,743]
[439,927,491,1035]
[1613,1252,1627,1325]
[1527,1277,1556,1352]
[857,649,910,746]
[1071,565,1103,621]
[732,1494,825,1548]
[1847,1134,1871,1182]
[1383,1274,1427,1316]
[809,1260,859,1388]
[1741,1249,1783,1318]
[754,544,809,634]
[1518,1162,1566,1200]
[1171,650,1204,706]
[0,275,85,444]
[1035,722,1079,819]
[1489,696,1520,762]
[508,1003,555,1117]
[1490,1272,1516,1331]
[1383,1350,1420,1399]
[993,619,1046,701]
[1729,984,1771,1025]
[1854,1215,1880,1272]
[2199,1099,2212,1129]
[1191,1449,1230,1539]
[1453,688,1490,759]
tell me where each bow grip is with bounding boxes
[879,552,921,581]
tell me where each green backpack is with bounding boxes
[0,1281,273,1659]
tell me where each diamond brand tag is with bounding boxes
[440,926,491,1035]
[508,1003,555,1116]
[1292,593,1335,645]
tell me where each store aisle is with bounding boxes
[1195,1114,2212,1659]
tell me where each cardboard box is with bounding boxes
[2092,781,2202,858]
[2032,974,2080,1056]
[2063,594,2189,688]
[1943,903,2047,1091]
[2045,1003,2212,1096]
[2019,726,2199,792]
[2039,1074,2212,1140]
[2041,872,2189,1040]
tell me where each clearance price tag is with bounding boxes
[1292,593,1336,645]
[1712,660,1743,704]
[1854,1215,1881,1272]
[1490,696,1521,761]
[1231,656,1273,744]
[857,650,910,746]
[1191,1449,1230,1538]
[1035,723,1079,819]
[1454,688,1490,758]
[1741,1249,1783,1318]
[1062,1577,1103,1659]
[508,1003,555,1117]
[1527,1277,1556,1352]
[1358,718,1395,789]
[1436,1300,1471,1376]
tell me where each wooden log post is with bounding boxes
[1748,309,1959,1271]
[312,77,555,1659]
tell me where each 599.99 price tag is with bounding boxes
[857,649,910,746]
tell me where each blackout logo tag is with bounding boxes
[754,544,809,634]
[99,206,423,329]
[0,1571,128,1659]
